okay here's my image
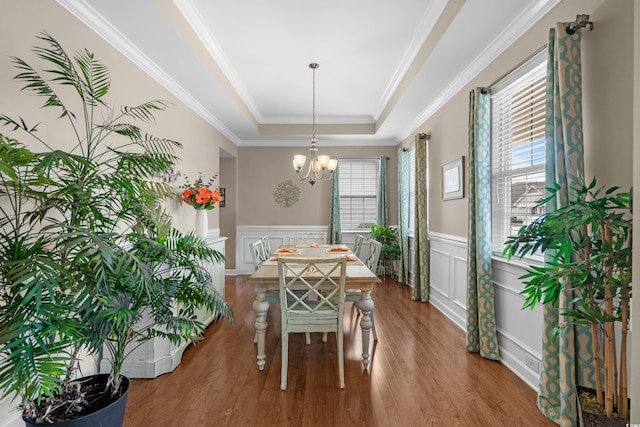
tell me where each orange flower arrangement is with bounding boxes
[181,174,221,210]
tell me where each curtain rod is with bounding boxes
[483,14,594,92]
[483,45,546,92]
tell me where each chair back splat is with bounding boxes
[295,231,327,247]
[250,240,266,271]
[277,256,347,390]
[365,239,383,274]
[352,234,364,258]
[261,235,272,259]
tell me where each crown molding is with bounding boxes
[56,0,242,145]
[399,0,560,143]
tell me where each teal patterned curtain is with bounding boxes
[376,157,387,226]
[397,147,410,284]
[465,88,499,361]
[328,161,341,244]
[538,23,585,427]
[411,133,429,302]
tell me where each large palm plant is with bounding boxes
[0,33,231,423]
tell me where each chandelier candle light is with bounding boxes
[292,63,338,185]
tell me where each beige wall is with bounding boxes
[403,0,634,238]
[0,0,236,235]
[237,145,398,226]
[220,156,237,268]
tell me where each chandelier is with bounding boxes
[292,63,337,185]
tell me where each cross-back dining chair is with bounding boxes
[352,234,364,259]
[295,231,327,247]
[344,238,382,340]
[250,239,266,270]
[261,235,272,260]
[277,256,347,390]
[251,239,310,344]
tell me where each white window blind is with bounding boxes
[339,158,379,231]
[491,51,546,256]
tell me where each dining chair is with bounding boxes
[352,234,364,259]
[295,231,327,247]
[251,239,310,344]
[344,238,382,341]
[250,240,266,270]
[278,256,347,390]
[261,235,272,260]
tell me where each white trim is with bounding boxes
[56,0,242,145]
[399,0,560,143]
[428,231,467,247]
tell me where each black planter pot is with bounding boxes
[577,386,629,427]
[24,374,129,427]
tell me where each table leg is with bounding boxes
[358,288,374,370]
[253,283,269,371]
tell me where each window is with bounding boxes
[339,158,379,230]
[491,50,546,256]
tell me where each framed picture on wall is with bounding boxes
[219,187,225,207]
[442,156,464,200]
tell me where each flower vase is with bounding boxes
[195,209,208,238]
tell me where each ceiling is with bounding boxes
[58,0,559,147]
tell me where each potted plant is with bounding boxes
[0,33,232,426]
[369,225,401,276]
[503,177,632,424]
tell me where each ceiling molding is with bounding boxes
[259,115,375,125]
[237,138,396,148]
[173,0,262,122]
[374,0,450,121]
[56,0,242,145]
[399,0,561,143]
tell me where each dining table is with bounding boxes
[247,243,381,371]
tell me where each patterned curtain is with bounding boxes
[376,156,387,226]
[397,148,410,284]
[465,88,499,361]
[411,133,429,302]
[327,161,341,244]
[538,23,586,427]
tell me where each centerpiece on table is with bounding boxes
[181,173,221,238]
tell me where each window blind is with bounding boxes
[491,53,546,256]
[339,158,379,230]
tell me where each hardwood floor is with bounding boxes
[123,275,555,427]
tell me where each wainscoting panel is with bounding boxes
[428,232,468,329]
[427,232,543,391]
[429,248,450,299]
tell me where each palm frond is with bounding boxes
[121,100,169,122]
[74,48,110,105]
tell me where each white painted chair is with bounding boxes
[250,240,266,270]
[261,235,272,260]
[295,231,327,247]
[251,239,310,344]
[345,238,382,340]
[352,234,364,259]
[278,256,347,390]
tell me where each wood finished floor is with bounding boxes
[123,275,555,427]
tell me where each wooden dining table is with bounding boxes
[247,244,381,371]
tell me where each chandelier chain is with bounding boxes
[291,62,337,185]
